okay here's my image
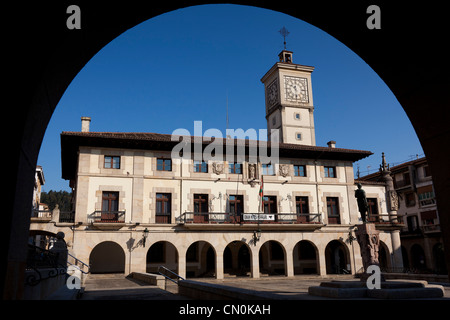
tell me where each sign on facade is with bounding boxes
[243,214,275,221]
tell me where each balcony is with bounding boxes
[178,212,323,231]
[31,209,52,222]
[421,224,440,233]
[89,210,126,229]
[367,214,405,231]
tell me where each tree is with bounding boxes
[40,190,72,211]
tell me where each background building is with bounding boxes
[358,156,447,274]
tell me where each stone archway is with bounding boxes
[186,241,216,278]
[325,240,351,274]
[89,241,125,274]
[259,240,287,276]
[146,241,178,275]
[224,241,251,277]
[293,240,319,275]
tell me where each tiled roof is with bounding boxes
[60,131,373,180]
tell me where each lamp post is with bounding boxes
[252,229,261,245]
[142,228,149,247]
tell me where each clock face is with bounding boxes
[266,79,278,107]
[284,76,308,103]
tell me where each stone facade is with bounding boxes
[30,49,405,280]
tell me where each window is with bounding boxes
[296,196,309,214]
[157,158,172,171]
[100,191,120,222]
[104,156,120,169]
[262,163,274,175]
[296,196,309,222]
[324,166,336,178]
[407,215,419,233]
[418,185,435,206]
[263,196,277,214]
[194,194,208,213]
[102,192,119,212]
[156,193,171,223]
[228,162,242,174]
[423,165,431,177]
[367,198,379,222]
[405,192,416,207]
[294,165,306,177]
[326,197,340,224]
[294,113,301,120]
[295,133,302,140]
[229,195,243,215]
[193,160,208,173]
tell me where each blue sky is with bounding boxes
[38,4,423,192]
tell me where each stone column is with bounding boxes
[380,153,404,268]
[251,248,260,279]
[285,248,294,277]
[216,253,224,280]
[318,250,327,276]
[178,252,186,279]
[390,230,404,270]
[355,223,384,281]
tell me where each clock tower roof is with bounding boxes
[279,49,293,63]
[260,53,315,84]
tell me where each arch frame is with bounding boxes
[3,2,450,298]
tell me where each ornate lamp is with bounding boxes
[142,228,149,247]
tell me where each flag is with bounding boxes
[259,176,264,212]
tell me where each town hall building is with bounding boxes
[30,49,404,280]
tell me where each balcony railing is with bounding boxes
[421,224,440,233]
[179,212,322,224]
[366,214,403,224]
[59,211,75,223]
[31,209,52,220]
[90,210,126,223]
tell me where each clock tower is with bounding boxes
[261,50,316,146]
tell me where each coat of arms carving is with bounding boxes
[279,164,290,177]
[212,162,224,175]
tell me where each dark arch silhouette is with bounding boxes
[3,1,449,298]
[89,241,125,274]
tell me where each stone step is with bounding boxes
[309,280,445,299]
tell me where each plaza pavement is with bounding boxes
[79,273,450,300]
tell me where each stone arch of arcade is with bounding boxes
[146,241,179,275]
[325,239,351,274]
[89,241,126,274]
[4,2,449,298]
[186,240,216,278]
[293,240,319,275]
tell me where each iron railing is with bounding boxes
[67,252,90,274]
[158,266,185,284]
[59,211,75,223]
[366,214,403,224]
[25,244,66,286]
[179,212,322,224]
[90,210,126,223]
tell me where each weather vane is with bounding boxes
[279,26,290,49]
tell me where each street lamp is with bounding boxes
[142,228,149,247]
[252,229,261,245]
